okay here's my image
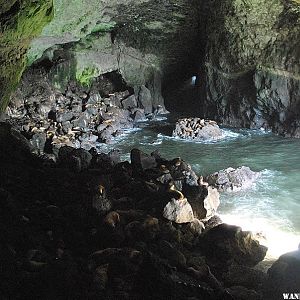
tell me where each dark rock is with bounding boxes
[58,146,92,172]
[226,286,262,300]
[200,224,267,267]
[130,148,157,171]
[265,247,300,298]
[159,240,187,268]
[206,166,260,192]
[223,264,267,290]
[122,95,137,109]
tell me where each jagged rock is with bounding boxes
[200,223,267,267]
[265,247,300,298]
[169,158,199,187]
[163,198,194,224]
[184,185,220,221]
[206,166,260,192]
[173,118,222,140]
[122,95,137,109]
[130,148,157,171]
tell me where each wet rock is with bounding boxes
[265,247,300,298]
[131,148,157,171]
[131,108,146,122]
[0,122,33,160]
[173,118,222,140]
[163,198,194,224]
[188,218,205,235]
[206,166,260,192]
[200,223,267,267]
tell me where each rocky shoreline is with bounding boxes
[1,122,299,300]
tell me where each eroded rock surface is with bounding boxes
[206,166,260,192]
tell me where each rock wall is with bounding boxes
[0,0,53,111]
[24,0,201,110]
[201,0,300,137]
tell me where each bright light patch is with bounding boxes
[220,214,300,259]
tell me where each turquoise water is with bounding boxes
[97,118,300,257]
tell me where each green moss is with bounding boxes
[0,0,53,111]
[76,67,100,87]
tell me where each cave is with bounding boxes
[0,1,300,299]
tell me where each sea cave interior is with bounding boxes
[0,0,300,299]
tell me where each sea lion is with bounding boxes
[168,182,185,200]
[172,157,182,167]
[208,120,217,126]
[103,211,120,228]
[198,176,209,187]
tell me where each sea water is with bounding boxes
[97,118,300,258]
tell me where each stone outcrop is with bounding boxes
[200,223,268,267]
[200,0,300,137]
[172,118,222,140]
[206,166,260,192]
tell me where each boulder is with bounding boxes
[58,146,92,172]
[122,95,137,109]
[130,148,157,171]
[265,247,300,298]
[172,118,222,140]
[163,198,194,224]
[206,166,260,192]
[200,223,267,267]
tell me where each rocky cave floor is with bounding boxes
[0,72,299,300]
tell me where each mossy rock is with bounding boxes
[0,0,53,111]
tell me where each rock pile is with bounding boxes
[4,68,167,154]
[173,118,222,140]
[1,123,292,300]
[206,166,260,192]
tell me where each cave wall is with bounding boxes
[1,0,299,137]
[24,0,201,111]
[201,0,300,137]
[0,0,53,111]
